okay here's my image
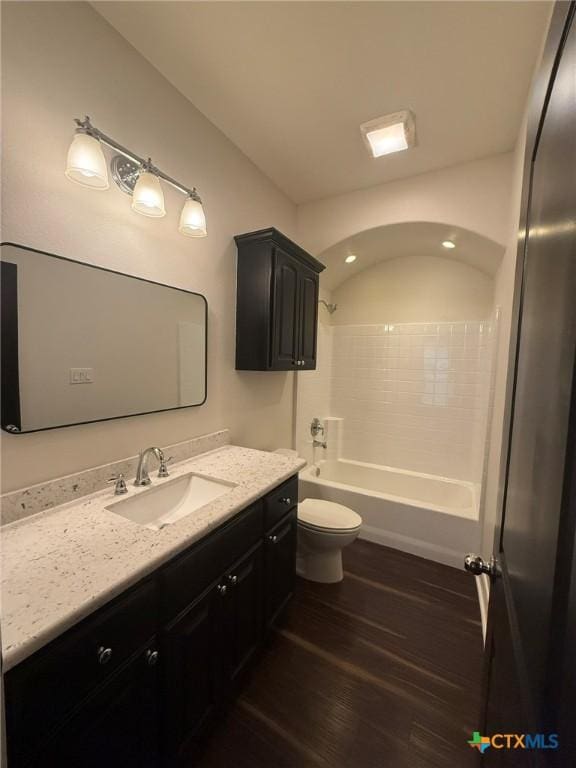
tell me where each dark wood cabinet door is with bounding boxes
[265,511,297,628]
[298,266,319,369]
[37,643,159,768]
[223,544,264,688]
[271,248,299,369]
[161,587,220,764]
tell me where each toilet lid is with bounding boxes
[298,499,362,531]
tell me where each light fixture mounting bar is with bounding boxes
[74,116,199,199]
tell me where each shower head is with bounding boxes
[319,299,338,314]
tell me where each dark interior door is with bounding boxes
[481,6,576,765]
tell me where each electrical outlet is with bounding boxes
[69,368,94,384]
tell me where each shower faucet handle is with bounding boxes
[310,418,324,438]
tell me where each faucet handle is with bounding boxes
[310,417,324,438]
[107,474,128,496]
[158,456,173,478]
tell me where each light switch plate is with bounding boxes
[69,368,94,384]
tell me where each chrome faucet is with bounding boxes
[134,446,171,486]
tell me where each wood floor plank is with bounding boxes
[193,541,484,768]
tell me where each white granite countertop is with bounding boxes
[1,445,305,672]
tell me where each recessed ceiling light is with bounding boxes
[345,255,357,264]
[442,240,456,249]
[360,110,416,158]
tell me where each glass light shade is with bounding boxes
[131,171,166,218]
[65,132,109,189]
[179,196,207,237]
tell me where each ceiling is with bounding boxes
[94,1,551,204]
[319,222,505,291]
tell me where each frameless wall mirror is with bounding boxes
[1,243,207,434]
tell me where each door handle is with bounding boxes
[464,554,499,577]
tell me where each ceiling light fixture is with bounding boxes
[360,110,416,158]
[442,240,456,249]
[345,255,357,264]
[66,116,207,237]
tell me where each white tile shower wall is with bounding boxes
[330,322,494,482]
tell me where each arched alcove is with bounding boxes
[319,221,505,290]
[298,221,502,495]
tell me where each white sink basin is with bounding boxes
[106,473,237,530]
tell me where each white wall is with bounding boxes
[298,153,513,257]
[1,2,297,492]
[331,255,494,325]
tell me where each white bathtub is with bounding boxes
[299,459,480,568]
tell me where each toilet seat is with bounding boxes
[298,499,362,534]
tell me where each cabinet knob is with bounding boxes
[269,534,279,544]
[146,649,159,667]
[217,584,227,596]
[227,574,238,587]
[97,646,113,665]
[280,497,292,505]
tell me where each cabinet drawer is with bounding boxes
[6,579,157,766]
[265,475,298,529]
[161,501,263,622]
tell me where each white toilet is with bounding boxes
[297,499,362,583]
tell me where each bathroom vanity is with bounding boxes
[2,446,302,768]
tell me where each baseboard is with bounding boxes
[475,573,490,645]
[358,525,465,569]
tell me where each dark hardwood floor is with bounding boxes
[195,540,483,768]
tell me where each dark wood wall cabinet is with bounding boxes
[5,476,298,768]
[235,228,325,371]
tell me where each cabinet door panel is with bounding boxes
[265,511,297,627]
[271,249,299,369]
[226,544,264,687]
[36,643,159,768]
[299,266,319,369]
[162,588,220,764]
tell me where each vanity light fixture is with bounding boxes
[131,164,166,218]
[360,110,416,158]
[179,190,207,238]
[65,116,207,236]
[65,131,109,189]
[345,254,357,264]
[442,240,456,249]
